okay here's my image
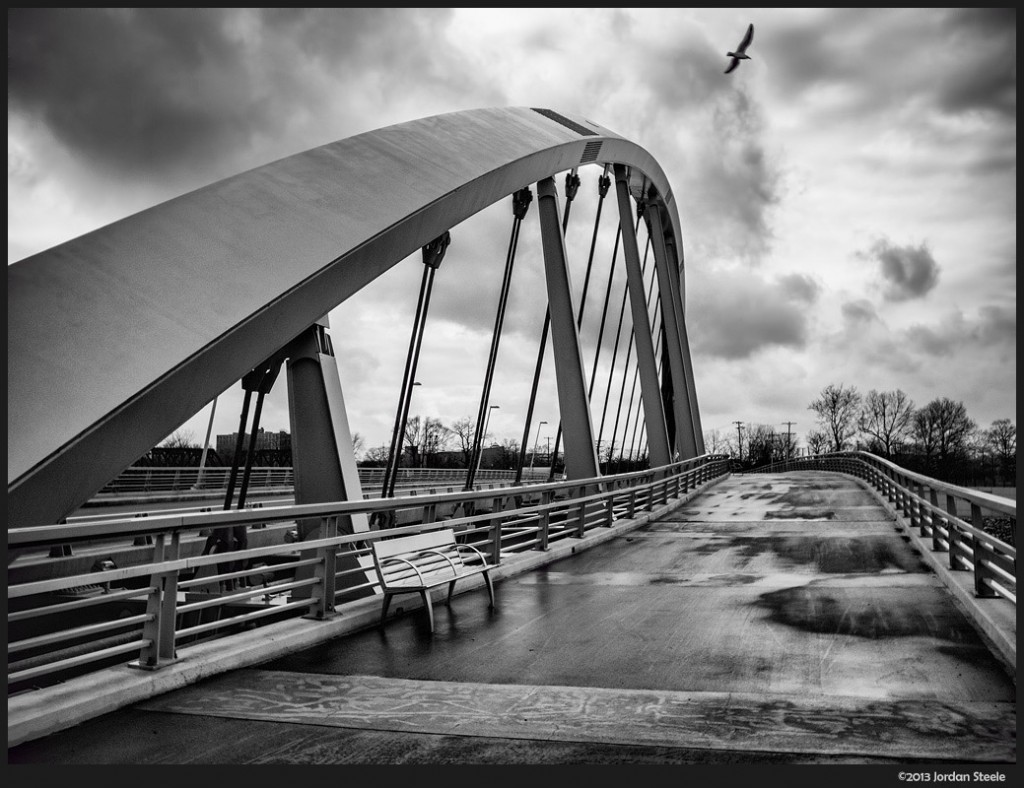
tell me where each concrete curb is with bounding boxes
[840,472,1016,679]
[8,475,728,748]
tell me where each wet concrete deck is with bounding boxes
[8,473,1016,765]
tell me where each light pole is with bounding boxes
[476,404,499,473]
[545,435,552,472]
[529,420,548,473]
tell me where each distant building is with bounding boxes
[216,428,291,457]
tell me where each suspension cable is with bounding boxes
[466,188,532,491]
[382,232,450,499]
[595,226,627,462]
[547,167,614,480]
[617,233,657,471]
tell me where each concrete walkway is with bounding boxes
[8,473,1016,765]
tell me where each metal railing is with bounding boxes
[8,455,730,693]
[93,466,554,497]
[753,452,1016,606]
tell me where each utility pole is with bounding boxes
[781,421,796,459]
[733,421,744,462]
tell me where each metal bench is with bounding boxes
[371,528,495,633]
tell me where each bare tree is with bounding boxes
[808,383,862,451]
[704,428,734,455]
[985,418,1017,464]
[403,415,451,466]
[805,429,830,455]
[912,398,976,460]
[161,429,198,448]
[351,431,365,460]
[362,444,390,466]
[744,424,779,467]
[450,416,476,467]
[858,389,915,456]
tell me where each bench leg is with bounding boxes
[483,570,495,609]
[447,580,457,606]
[420,589,435,634]
[380,592,393,627]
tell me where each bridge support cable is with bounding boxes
[648,205,698,459]
[613,164,672,469]
[594,225,624,461]
[514,171,581,485]
[205,356,282,586]
[535,176,600,481]
[381,233,450,500]
[465,190,533,491]
[610,233,654,472]
[601,229,648,469]
[547,168,612,480]
[629,295,666,468]
[194,396,218,490]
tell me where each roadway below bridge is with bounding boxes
[9,472,1015,765]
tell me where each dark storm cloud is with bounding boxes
[689,272,809,360]
[841,300,878,324]
[766,9,1015,122]
[935,8,1016,120]
[777,273,820,304]
[860,239,940,302]
[7,8,479,178]
[906,304,1015,358]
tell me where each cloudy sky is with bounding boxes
[8,8,1016,459]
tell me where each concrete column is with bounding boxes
[647,204,698,459]
[613,165,671,467]
[286,315,375,599]
[536,177,600,480]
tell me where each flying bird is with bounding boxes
[724,23,754,74]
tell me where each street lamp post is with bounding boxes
[529,420,548,473]
[477,404,499,473]
[545,435,552,473]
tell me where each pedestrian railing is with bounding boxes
[754,452,1016,606]
[93,466,553,497]
[7,455,730,694]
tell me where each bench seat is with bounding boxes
[371,528,495,633]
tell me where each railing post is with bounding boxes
[946,493,964,570]
[131,530,180,671]
[928,488,946,551]
[538,490,553,550]
[490,516,502,565]
[970,503,997,598]
[304,515,338,620]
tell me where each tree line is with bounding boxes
[711,383,1016,486]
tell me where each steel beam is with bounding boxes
[613,165,671,467]
[647,202,698,459]
[536,177,600,480]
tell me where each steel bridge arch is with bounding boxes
[8,106,702,529]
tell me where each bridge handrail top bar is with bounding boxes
[768,451,1016,516]
[8,455,729,546]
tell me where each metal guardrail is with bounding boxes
[753,452,1016,607]
[8,455,730,693]
[94,466,553,496]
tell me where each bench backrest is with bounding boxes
[371,528,475,588]
[372,528,456,561]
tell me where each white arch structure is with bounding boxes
[8,107,704,530]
